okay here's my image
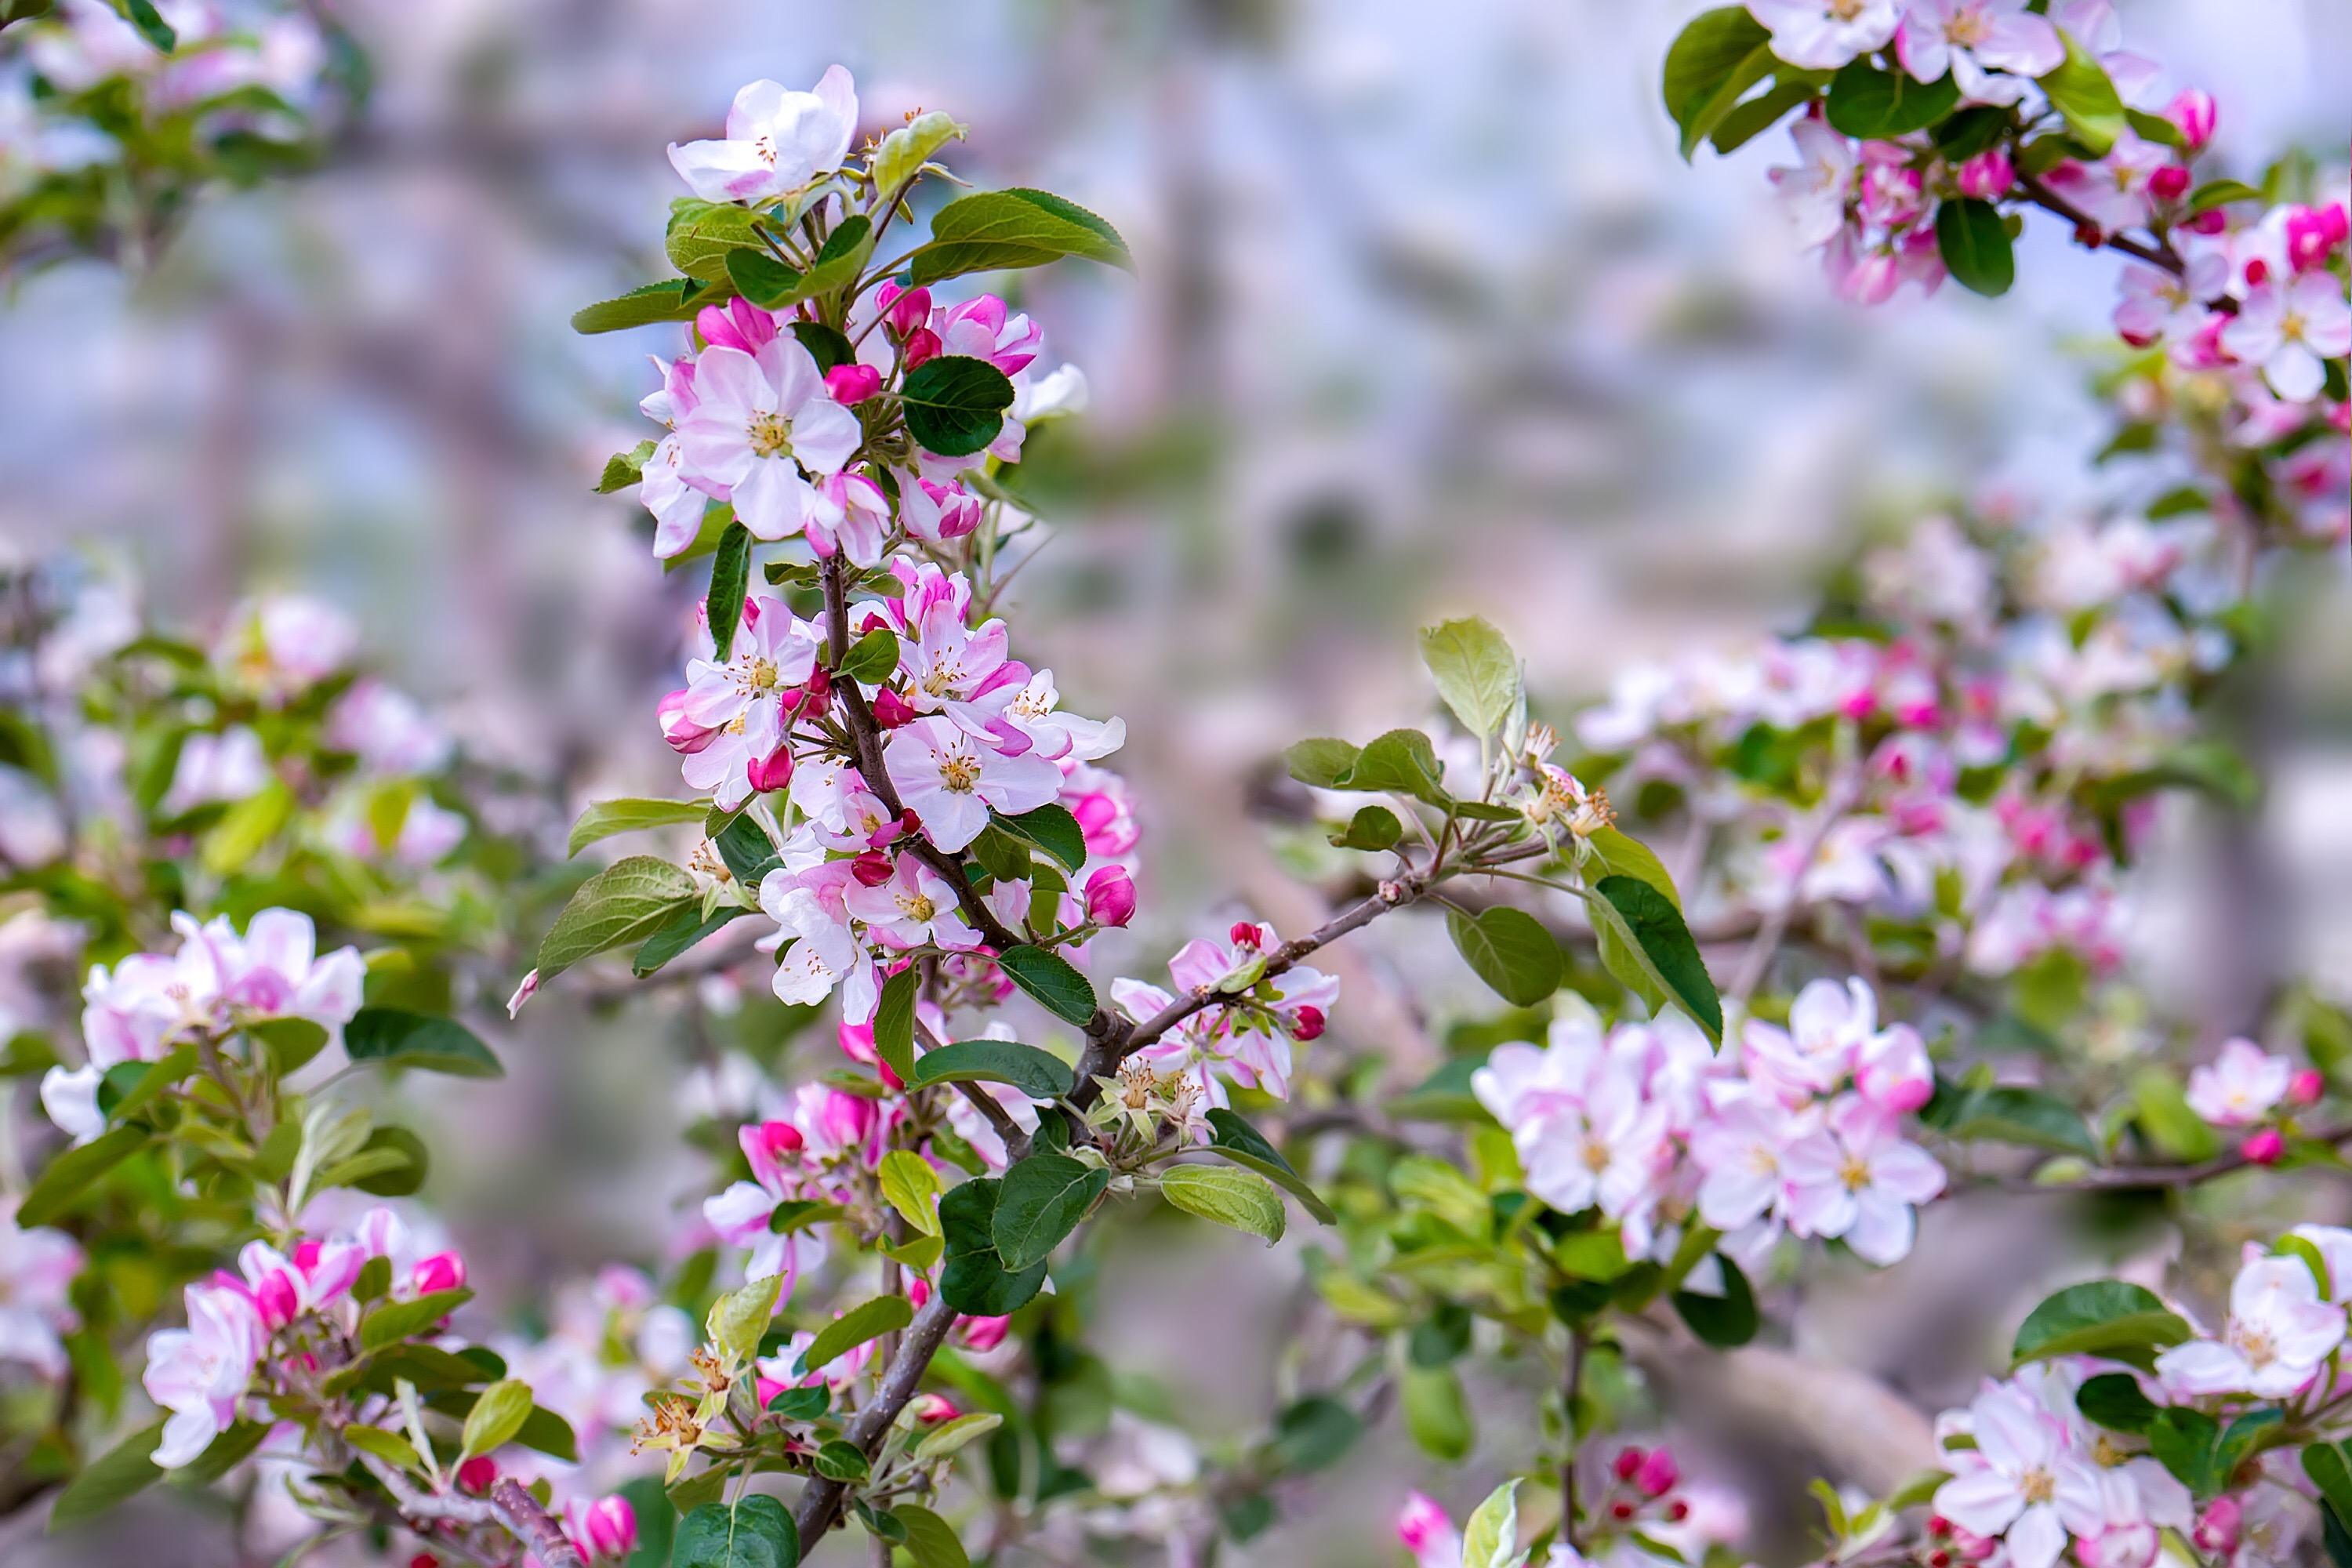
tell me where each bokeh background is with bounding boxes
[4,1,2349,1563]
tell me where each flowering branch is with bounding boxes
[490,1478,586,1568]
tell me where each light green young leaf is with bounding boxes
[1417,616,1520,738]
[879,1149,942,1236]
[568,797,710,857]
[460,1378,534,1461]
[537,857,699,980]
[1160,1165,1287,1246]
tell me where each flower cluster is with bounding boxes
[1476,978,1944,1267]
[40,906,362,1142]
[1396,1445,1748,1568]
[1,0,351,275]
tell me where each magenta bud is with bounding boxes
[2150,164,2190,203]
[883,283,933,336]
[902,327,942,370]
[746,743,794,795]
[1613,1446,1645,1482]
[1955,149,2014,201]
[2242,1127,2287,1165]
[1084,865,1137,928]
[851,850,895,887]
[826,363,882,405]
[1635,1446,1679,1497]
[1291,1004,1326,1041]
[411,1251,466,1296]
[2165,88,2216,151]
[869,687,916,728]
[582,1495,637,1562]
[1229,921,1261,950]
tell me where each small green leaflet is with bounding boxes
[537,856,699,980]
[800,1296,914,1373]
[909,188,1132,286]
[994,945,1098,1025]
[910,1038,1074,1100]
[899,355,1015,459]
[1417,615,1520,737]
[1160,1164,1287,1246]
[873,967,920,1083]
[1446,906,1563,1007]
[707,522,753,662]
[992,1152,1109,1271]
[1205,1107,1337,1224]
[343,1008,503,1079]
[568,797,711,857]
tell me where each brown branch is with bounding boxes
[2015,172,2187,279]
[1990,1123,2352,1193]
[489,1477,584,1567]
[793,1292,961,1544]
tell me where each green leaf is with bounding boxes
[569,797,712,857]
[619,1476,677,1568]
[1671,1255,1759,1348]
[666,199,769,282]
[201,778,295,876]
[172,1419,273,1486]
[912,1412,1004,1461]
[900,355,1017,458]
[2076,1372,2161,1434]
[706,1276,781,1366]
[1587,826,1682,907]
[993,1152,1109,1270]
[1935,198,2015,297]
[2307,1443,2352,1537]
[2187,178,2262,216]
[1329,804,1403,852]
[359,1288,473,1352]
[47,1420,164,1530]
[725,246,803,309]
[940,1178,1048,1315]
[872,111,968,195]
[460,1377,533,1461]
[801,1297,914,1374]
[1710,76,1826,154]
[1446,906,1564,1007]
[675,1495,801,1568]
[706,522,753,662]
[1402,1363,1474,1461]
[114,0,176,50]
[1267,1396,1360,1474]
[993,804,1087,872]
[814,1440,870,1482]
[911,1038,1073,1100]
[100,1045,195,1124]
[873,967,920,1085]
[1204,1107,1337,1224]
[1589,875,1723,1041]
[2012,1281,2191,1369]
[1160,1164,1287,1246]
[880,1149,943,1236]
[597,440,659,493]
[2038,28,2126,157]
[834,626,900,684]
[634,905,751,976]
[1661,7,1774,161]
[895,1503,972,1568]
[20,1124,149,1226]
[1337,728,1450,805]
[1285,737,1361,788]
[1461,1480,1521,1568]
[766,1385,829,1420]
[909,188,1133,286]
[1417,616,1521,737]
[343,1008,503,1079]
[1921,1078,2101,1160]
[537,856,699,980]
[1826,61,1960,139]
[994,946,1098,1025]
[789,321,855,375]
[572,280,707,335]
[338,1422,423,1473]
[2131,1067,2220,1163]
[783,215,876,307]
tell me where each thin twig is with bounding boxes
[490,1477,585,1568]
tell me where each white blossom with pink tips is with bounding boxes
[2154,1254,2346,1399]
[666,68,858,205]
[2184,1038,2292,1127]
[1931,1380,2105,1568]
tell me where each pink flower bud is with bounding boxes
[1084,866,1137,928]
[851,851,895,887]
[2183,207,2227,235]
[255,1270,299,1329]
[960,1313,1011,1352]
[1291,1005,1327,1042]
[869,687,916,728]
[2245,257,2270,287]
[908,1276,931,1309]
[2194,1495,2241,1553]
[1396,1492,1454,1552]
[1635,1446,1679,1497]
[2150,165,2190,203]
[746,743,794,795]
[2291,1068,2327,1106]
[826,363,882,405]
[658,688,719,755]
[909,1392,960,1423]
[1955,149,2014,201]
[2285,203,2350,271]
[1613,1445,1646,1482]
[902,327,942,369]
[755,1120,805,1160]
[581,1494,637,1562]
[1229,921,1262,949]
[456,1455,497,1494]
[881,282,932,336]
[817,1089,876,1149]
[2165,88,2216,151]
[411,1251,466,1296]
[2242,1127,2286,1165]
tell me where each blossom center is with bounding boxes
[2230,1319,2278,1367]
[1828,0,1867,19]
[747,410,795,459]
[898,891,937,923]
[753,133,778,169]
[2017,1466,2055,1505]
[1838,1153,1873,1192]
[1944,7,1991,46]
[1581,1136,1613,1174]
[2279,310,2307,344]
[938,753,982,793]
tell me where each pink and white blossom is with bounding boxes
[667,69,858,205]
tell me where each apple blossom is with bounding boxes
[1778,1093,1945,1264]
[2154,1254,2347,1399]
[2183,1037,2293,1127]
[143,1278,269,1467]
[2222,270,2352,402]
[882,715,1063,854]
[0,1204,84,1378]
[1747,0,1900,71]
[666,67,858,205]
[1931,1381,2105,1568]
[675,336,862,543]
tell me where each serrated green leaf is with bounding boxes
[909,188,1132,286]
[568,797,710,857]
[993,1152,1109,1270]
[801,1297,913,1374]
[537,856,699,980]
[900,355,1016,458]
[1446,906,1563,1007]
[994,946,1097,1025]
[1160,1164,1286,1246]
[343,1008,503,1079]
